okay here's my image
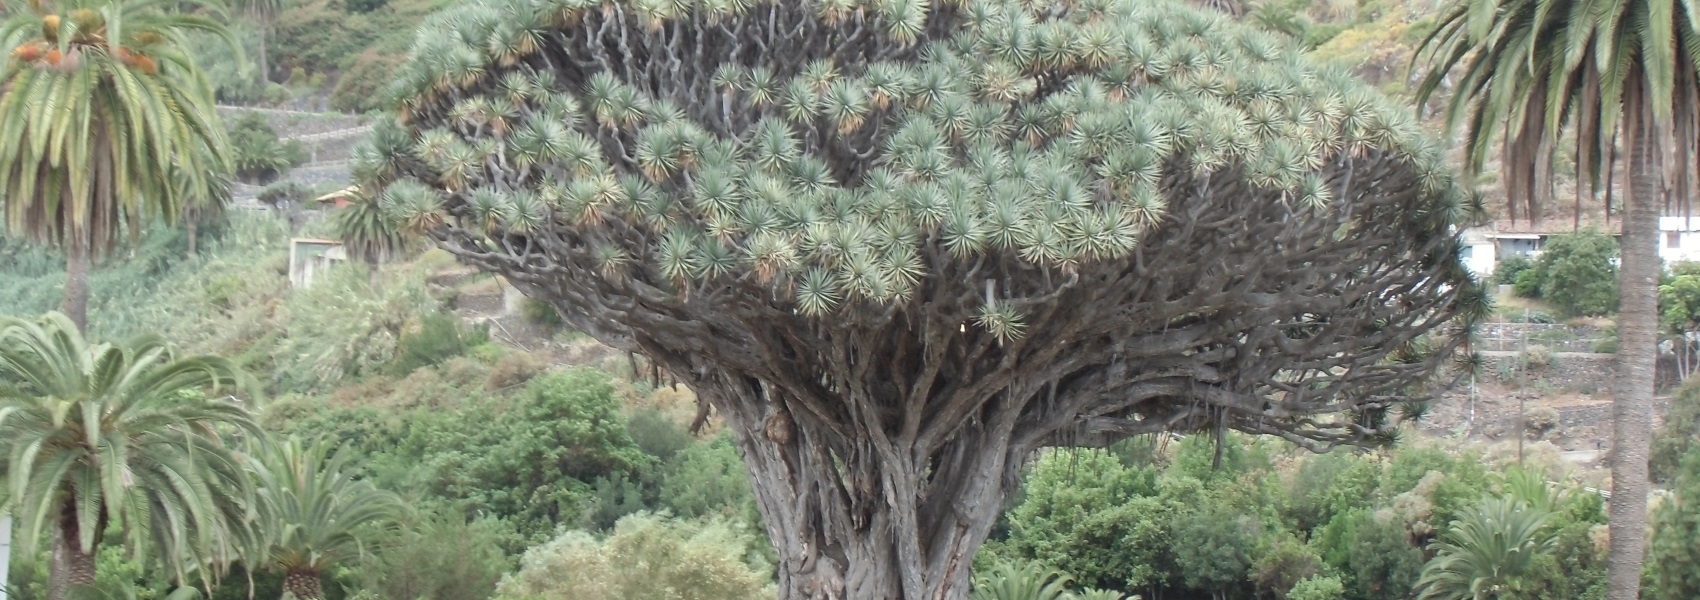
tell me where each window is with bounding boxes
[1669,231,1682,249]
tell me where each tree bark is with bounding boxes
[61,234,91,334]
[257,14,271,86]
[49,501,99,600]
[696,374,1023,600]
[1608,96,1658,600]
[187,216,200,258]
[282,569,323,600]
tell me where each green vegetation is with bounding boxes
[1506,231,1621,317]
[1648,448,1700,600]
[0,0,236,330]
[228,112,307,183]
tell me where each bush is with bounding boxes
[494,513,773,600]
[1004,449,1168,592]
[1496,255,1537,286]
[659,434,756,521]
[1648,449,1700,600]
[1513,268,1543,298]
[1288,575,1346,600]
[485,350,545,390]
[271,264,437,393]
[357,512,513,600]
[520,296,566,331]
[228,111,308,182]
[389,312,487,375]
[1653,383,1700,484]
[1537,231,1620,317]
[627,408,695,462]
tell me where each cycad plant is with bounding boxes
[251,437,402,600]
[971,560,1076,600]
[1415,1,1700,595]
[362,0,1484,597]
[1415,497,1557,600]
[0,0,235,332]
[0,312,260,600]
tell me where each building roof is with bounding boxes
[1489,219,1615,236]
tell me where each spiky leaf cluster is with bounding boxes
[361,0,1480,452]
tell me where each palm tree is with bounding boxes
[0,0,235,332]
[251,437,400,600]
[0,312,262,600]
[331,191,411,280]
[1414,2,1700,597]
[229,0,288,84]
[1415,497,1557,600]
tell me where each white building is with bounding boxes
[1659,216,1700,264]
[1459,226,1498,279]
[288,238,348,289]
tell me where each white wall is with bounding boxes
[1462,242,1497,280]
[1660,217,1700,263]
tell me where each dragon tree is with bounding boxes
[358,0,1486,597]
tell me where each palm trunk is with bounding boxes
[257,13,271,85]
[48,502,99,600]
[282,569,322,600]
[61,235,91,334]
[1607,98,1658,600]
[187,216,199,258]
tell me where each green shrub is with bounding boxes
[271,264,437,393]
[494,513,773,600]
[1496,255,1537,286]
[627,408,695,462]
[658,434,756,522]
[520,296,565,331]
[1004,449,1167,592]
[1288,575,1346,600]
[1513,268,1543,298]
[1648,449,1700,600]
[357,512,513,600]
[1537,231,1620,317]
[228,112,308,182]
[1653,383,1700,484]
[389,312,486,375]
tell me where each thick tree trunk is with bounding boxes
[705,378,1017,600]
[61,236,91,334]
[282,569,323,600]
[48,502,98,600]
[1607,101,1658,600]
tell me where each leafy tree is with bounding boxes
[1648,448,1700,600]
[364,1,1481,596]
[1171,509,1262,600]
[250,437,402,600]
[1004,449,1166,592]
[0,0,235,332]
[1535,231,1619,318]
[1416,0,1700,593]
[227,112,307,183]
[1251,534,1325,600]
[1415,497,1557,600]
[0,313,259,600]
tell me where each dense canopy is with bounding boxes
[358,0,1485,597]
